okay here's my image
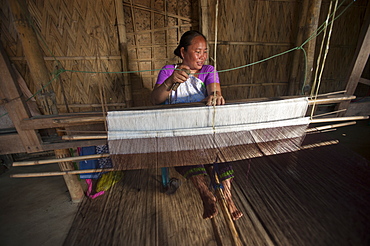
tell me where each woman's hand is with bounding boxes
[202,91,225,106]
[150,64,191,105]
[168,64,190,86]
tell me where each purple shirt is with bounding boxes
[156,64,220,86]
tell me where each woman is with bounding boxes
[150,30,243,221]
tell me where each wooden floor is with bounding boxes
[64,133,370,246]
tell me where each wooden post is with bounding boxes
[288,0,310,95]
[337,2,370,116]
[0,43,42,153]
[200,0,209,41]
[288,0,322,95]
[8,0,58,115]
[200,0,210,64]
[115,0,133,107]
[8,0,84,202]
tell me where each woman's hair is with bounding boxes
[174,30,207,59]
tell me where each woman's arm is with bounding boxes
[150,65,190,105]
[201,66,225,106]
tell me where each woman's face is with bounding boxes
[180,35,208,71]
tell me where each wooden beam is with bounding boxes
[337,2,370,115]
[0,43,42,153]
[288,0,310,95]
[200,0,209,41]
[19,113,104,130]
[0,133,26,154]
[8,0,58,115]
[115,0,133,107]
[41,139,108,152]
[300,0,322,94]
[359,77,370,86]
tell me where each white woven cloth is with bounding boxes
[107,97,309,154]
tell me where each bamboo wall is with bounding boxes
[317,0,368,93]
[0,0,368,113]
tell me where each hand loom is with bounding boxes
[107,97,310,170]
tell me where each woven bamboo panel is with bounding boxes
[315,0,368,94]
[0,0,368,111]
[204,0,299,100]
[205,0,368,100]
[0,0,125,113]
[122,0,198,106]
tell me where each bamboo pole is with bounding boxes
[8,0,83,202]
[115,0,133,107]
[206,166,242,246]
[310,116,368,124]
[306,121,356,133]
[307,95,355,105]
[12,154,110,166]
[300,140,339,150]
[62,135,108,140]
[11,168,115,178]
[311,109,346,118]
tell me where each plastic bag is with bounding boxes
[96,171,124,192]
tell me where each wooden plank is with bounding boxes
[337,2,370,115]
[40,139,108,152]
[0,42,42,153]
[19,114,104,130]
[0,133,26,154]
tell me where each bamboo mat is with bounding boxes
[64,133,370,246]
